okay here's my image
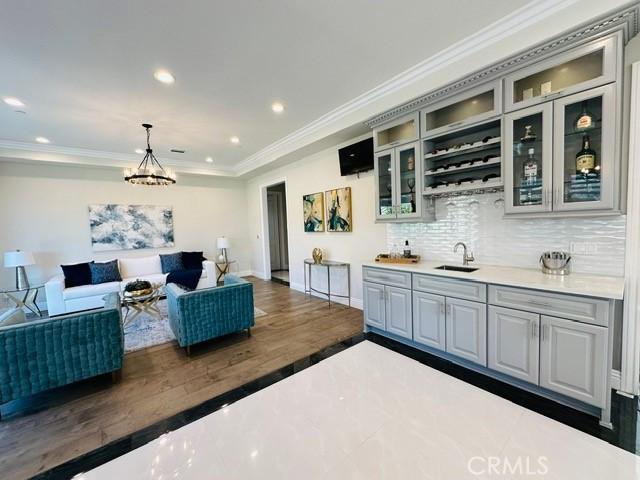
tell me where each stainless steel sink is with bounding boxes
[435,265,478,273]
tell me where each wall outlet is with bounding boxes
[570,242,598,255]
[570,242,586,254]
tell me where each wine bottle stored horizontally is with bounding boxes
[575,134,597,175]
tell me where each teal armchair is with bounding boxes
[0,293,124,416]
[166,275,254,354]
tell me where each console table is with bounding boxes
[303,259,351,307]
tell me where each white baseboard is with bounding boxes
[236,270,252,277]
[290,282,362,310]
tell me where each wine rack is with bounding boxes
[422,119,502,197]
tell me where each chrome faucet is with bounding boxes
[454,242,475,266]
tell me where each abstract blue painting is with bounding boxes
[89,204,174,251]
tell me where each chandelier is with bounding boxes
[124,124,176,186]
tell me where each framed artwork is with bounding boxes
[325,187,352,232]
[89,204,174,251]
[303,192,325,232]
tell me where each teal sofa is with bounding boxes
[0,293,124,417]
[166,275,254,354]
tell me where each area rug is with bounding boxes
[124,300,267,353]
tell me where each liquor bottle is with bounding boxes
[575,134,597,175]
[403,240,411,258]
[521,147,539,205]
[574,101,596,132]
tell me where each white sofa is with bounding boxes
[45,255,216,316]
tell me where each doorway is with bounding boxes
[266,182,289,285]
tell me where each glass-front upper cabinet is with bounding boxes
[374,142,423,221]
[395,142,421,219]
[375,149,396,220]
[373,112,419,152]
[504,33,619,112]
[553,84,616,212]
[504,103,553,214]
[421,80,502,138]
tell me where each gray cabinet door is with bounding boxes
[363,282,386,330]
[540,315,607,407]
[413,291,446,351]
[386,286,412,339]
[488,306,540,384]
[445,298,487,366]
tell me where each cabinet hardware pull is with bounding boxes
[542,324,548,341]
[531,321,537,338]
[440,303,445,315]
[528,299,550,306]
[446,304,452,315]
[449,121,464,128]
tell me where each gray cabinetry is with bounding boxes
[445,297,487,366]
[386,286,413,339]
[374,142,430,223]
[363,269,412,340]
[488,306,540,384]
[363,282,385,330]
[540,315,607,408]
[413,291,446,350]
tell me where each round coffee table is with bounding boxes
[121,285,162,326]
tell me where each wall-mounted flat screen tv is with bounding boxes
[338,137,374,176]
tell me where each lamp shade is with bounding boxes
[4,250,35,268]
[217,237,229,249]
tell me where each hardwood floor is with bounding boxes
[0,278,363,480]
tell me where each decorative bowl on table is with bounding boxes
[123,279,153,297]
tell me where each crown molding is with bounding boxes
[0,140,236,176]
[364,2,639,128]
[233,0,580,175]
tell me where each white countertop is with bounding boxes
[362,261,624,300]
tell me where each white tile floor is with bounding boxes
[78,341,640,480]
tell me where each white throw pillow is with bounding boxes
[118,255,162,279]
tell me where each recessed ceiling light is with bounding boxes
[205,157,213,163]
[230,136,240,144]
[3,97,25,107]
[271,102,284,113]
[35,136,50,144]
[135,148,145,154]
[154,70,175,84]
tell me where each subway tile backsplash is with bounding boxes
[387,193,626,276]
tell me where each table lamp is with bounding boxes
[217,237,229,263]
[4,250,35,290]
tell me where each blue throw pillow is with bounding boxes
[160,252,184,274]
[90,260,122,285]
[61,262,92,288]
[182,251,205,270]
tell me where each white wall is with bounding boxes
[0,161,251,296]
[246,133,387,308]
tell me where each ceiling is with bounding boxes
[0,0,535,175]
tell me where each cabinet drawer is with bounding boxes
[363,267,411,289]
[413,273,486,302]
[488,285,609,327]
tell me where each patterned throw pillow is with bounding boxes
[160,252,184,274]
[90,260,122,285]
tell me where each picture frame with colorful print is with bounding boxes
[303,192,325,232]
[325,187,352,232]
